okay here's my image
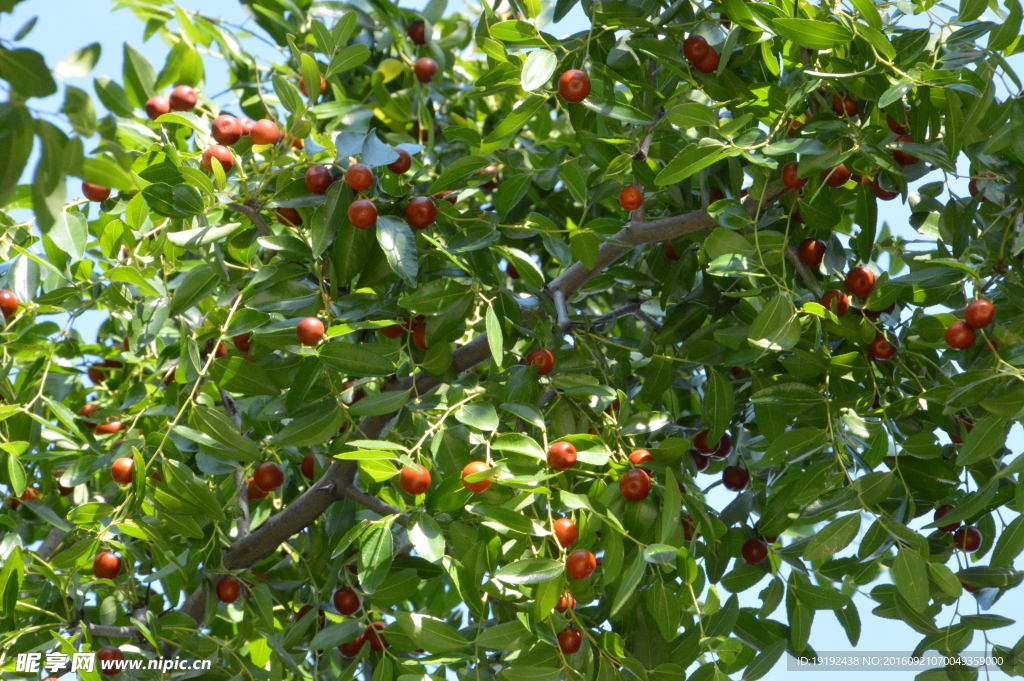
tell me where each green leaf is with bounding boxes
[455,403,499,431]
[493,558,563,585]
[319,343,397,376]
[348,390,410,417]
[169,263,220,317]
[958,0,987,21]
[486,304,503,369]
[703,369,735,446]
[153,111,209,136]
[50,211,87,259]
[991,515,1024,568]
[359,520,394,592]
[308,621,366,650]
[521,49,556,92]
[395,611,468,653]
[892,548,929,612]
[190,405,261,462]
[273,73,302,115]
[274,401,347,446]
[0,47,56,98]
[610,550,646,617]
[960,614,1014,630]
[476,621,532,650]
[299,53,322,102]
[327,44,369,76]
[958,567,1024,589]
[748,296,801,351]
[504,247,545,289]
[957,416,1009,466]
[772,18,853,49]
[82,156,135,192]
[376,215,418,286]
[56,43,101,78]
[482,94,549,152]
[743,639,787,680]
[667,102,718,129]
[803,514,860,561]
[400,279,470,314]
[655,142,737,186]
[581,96,654,125]
[428,156,492,194]
[168,222,242,249]
[409,512,445,563]
[121,43,156,108]
[491,433,544,459]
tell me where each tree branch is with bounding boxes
[785,244,823,297]
[228,200,272,237]
[219,388,250,539]
[635,310,663,332]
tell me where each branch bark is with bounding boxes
[785,244,823,297]
[228,200,272,237]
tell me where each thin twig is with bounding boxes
[635,310,663,332]
[785,244,823,297]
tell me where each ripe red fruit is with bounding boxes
[553,517,578,547]
[365,621,389,651]
[628,449,654,466]
[742,538,769,565]
[693,429,721,454]
[238,117,255,135]
[892,135,918,166]
[693,49,720,74]
[832,93,858,117]
[145,96,170,120]
[872,177,899,201]
[305,166,333,194]
[962,582,980,594]
[412,322,429,351]
[506,262,519,279]
[96,420,124,435]
[348,199,377,229]
[964,299,994,329]
[217,576,241,603]
[211,115,242,145]
[525,348,555,375]
[408,19,427,45]
[111,457,134,484]
[781,162,807,189]
[953,525,982,552]
[169,85,197,112]
[868,333,897,360]
[555,592,575,613]
[558,70,591,103]
[722,465,750,492]
[297,317,325,346]
[399,464,431,495]
[381,323,404,339]
[708,187,725,204]
[547,441,577,471]
[250,119,281,145]
[414,57,437,83]
[822,164,851,188]
[346,163,374,192]
[233,333,252,353]
[566,549,597,580]
[663,241,680,261]
[462,461,492,493]
[253,462,284,491]
[820,289,850,317]
[945,321,976,350]
[710,432,733,460]
[339,635,366,657]
[934,504,962,533]
[388,148,412,174]
[755,522,779,544]
[247,477,268,500]
[93,551,122,579]
[558,627,582,654]
[845,266,876,298]
[683,35,710,62]
[798,238,826,268]
[11,488,37,509]
[619,469,651,501]
[277,207,302,226]
[619,185,643,211]
[298,75,327,97]
[690,448,710,472]
[96,646,125,675]
[202,145,234,173]
[406,196,438,229]
[82,182,111,202]
[301,453,315,480]
[0,289,19,318]
[78,402,100,426]
[334,588,361,616]
[887,108,910,134]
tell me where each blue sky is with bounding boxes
[3,0,1021,678]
